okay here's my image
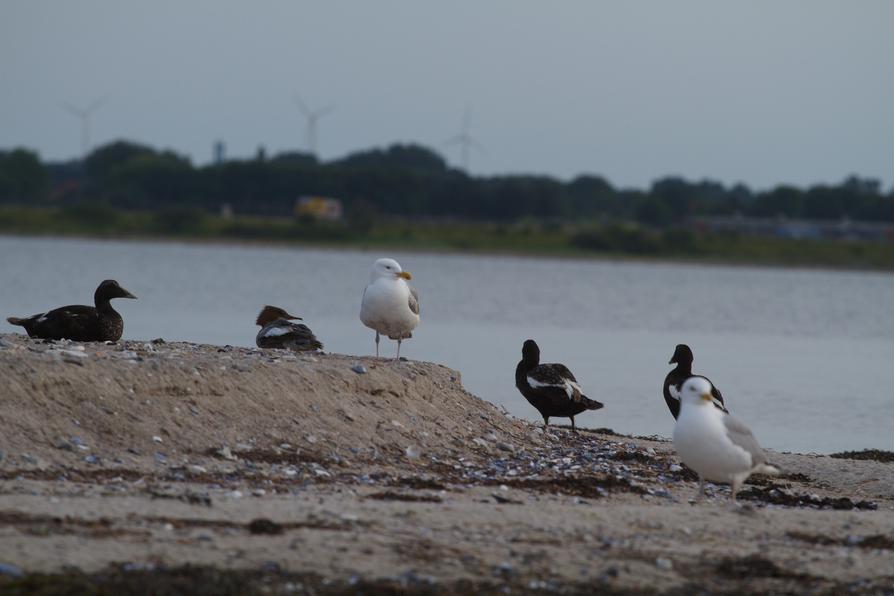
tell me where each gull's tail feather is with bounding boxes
[753,463,781,476]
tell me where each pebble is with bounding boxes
[152,436,163,443]
[0,563,23,578]
[656,557,673,570]
[405,445,421,459]
[351,364,367,375]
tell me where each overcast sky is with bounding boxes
[2,1,892,189]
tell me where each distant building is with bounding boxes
[213,141,226,165]
[691,215,894,243]
[295,196,343,221]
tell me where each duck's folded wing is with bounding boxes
[527,364,583,401]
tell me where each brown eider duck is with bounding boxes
[255,305,323,351]
[7,279,137,342]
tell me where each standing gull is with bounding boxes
[515,339,603,432]
[673,376,778,501]
[663,344,726,418]
[255,305,323,351]
[360,258,419,358]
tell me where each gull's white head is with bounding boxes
[370,257,412,283]
[680,376,714,407]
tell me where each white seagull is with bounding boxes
[673,376,779,501]
[360,258,420,358]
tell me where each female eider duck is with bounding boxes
[7,279,136,342]
[515,339,603,431]
[255,306,323,351]
[663,343,726,419]
[359,258,419,359]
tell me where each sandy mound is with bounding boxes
[1,333,893,595]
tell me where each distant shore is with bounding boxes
[2,204,894,271]
[1,333,893,594]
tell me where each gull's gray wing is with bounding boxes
[408,285,420,315]
[722,414,767,467]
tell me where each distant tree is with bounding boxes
[0,149,47,201]
[84,140,157,182]
[750,185,804,218]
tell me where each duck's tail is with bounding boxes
[581,395,604,411]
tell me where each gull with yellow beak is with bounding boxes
[360,257,420,359]
[673,376,778,501]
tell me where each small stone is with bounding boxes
[351,364,367,374]
[0,563,23,578]
[656,557,673,570]
[84,455,99,465]
[152,436,163,444]
[227,490,244,499]
[405,445,421,459]
[669,464,683,473]
[252,489,267,497]
[151,338,166,344]
[217,446,237,460]
[154,452,167,463]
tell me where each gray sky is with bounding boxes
[2,1,892,190]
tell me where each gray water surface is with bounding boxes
[2,235,892,453]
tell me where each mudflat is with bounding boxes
[0,333,892,594]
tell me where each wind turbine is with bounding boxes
[293,95,335,155]
[62,98,105,159]
[444,106,485,171]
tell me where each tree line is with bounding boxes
[2,141,893,225]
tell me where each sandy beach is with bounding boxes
[0,332,892,594]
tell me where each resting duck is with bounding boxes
[6,279,137,342]
[255,305,323,351]
[515,339,603,431]
[663,343,726,419]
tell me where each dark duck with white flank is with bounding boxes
[515,339,603,431]
[255,305,323,351]
[662,343,727,419]
[7,279,136,342]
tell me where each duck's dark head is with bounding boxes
[95,280,137,304]
[521,339,540,365]
[669,343,693,365]
[256,305,301,327]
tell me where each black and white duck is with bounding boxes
[7,279,137,342]
[255,305,323,351]
[515,339,603,431]
[662,343,726,419]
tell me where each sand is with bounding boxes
[0,332,892,594]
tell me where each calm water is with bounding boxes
[2,235,893,453]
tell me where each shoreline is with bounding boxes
[1,333,893,594]
[3,230,893,276]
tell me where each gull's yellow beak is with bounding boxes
[700,392,713,402]
[398,271,413,280]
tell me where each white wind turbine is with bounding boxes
[444,106,485,171]
[62,98,105,159]
[293,95,335,155]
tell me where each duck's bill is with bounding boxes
[398,271,413,280]
[121,289,138,299]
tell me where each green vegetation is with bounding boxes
[1,140,893,269]
[3,140,894,225]
[1,204,892,270]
